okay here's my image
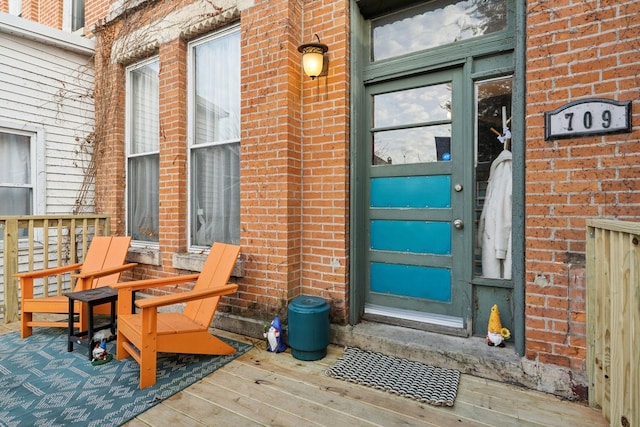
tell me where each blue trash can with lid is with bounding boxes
[287,295,330,361]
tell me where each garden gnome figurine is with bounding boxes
[486,304,511,347]
[264,316,287,353]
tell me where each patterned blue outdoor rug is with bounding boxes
[0,328,252,426]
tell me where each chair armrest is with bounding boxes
[135,284,239,309]
[110,273,200,292]
[14,263,83,280]
[113,274,201,316]
[72,263,138,280]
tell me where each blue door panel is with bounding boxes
[370,176,451,208]
[370,220,451,254]
[370,262,452,302]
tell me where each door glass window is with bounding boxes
[475,76,513,279]
[372,83,452,165]
[372,0,507,61]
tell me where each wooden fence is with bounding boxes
[1,215,110,323]
[586,219,639,427]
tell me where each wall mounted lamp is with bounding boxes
[297,35,328,80]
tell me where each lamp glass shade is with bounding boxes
[302,51,324,79]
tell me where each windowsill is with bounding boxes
[125,246,244,277]
[126,245,162,266]
[173,252,244,277]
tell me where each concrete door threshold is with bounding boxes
[331,320,589,401]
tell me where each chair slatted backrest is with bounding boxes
[94,236,132,287]
[184,243,241,327]
[72,236,132,292]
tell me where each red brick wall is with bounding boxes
[298,0,350,321]
[84,0,110,36]
[93,20,126,237]
[87,0,351,321]
[525,1,640,370]
[236,0,304,317]
[237,0,350,322]
[158,37,188,260]
[31,0,61,29]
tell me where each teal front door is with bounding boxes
[363,67,470,332]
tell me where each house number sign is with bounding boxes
[544,98,632,140]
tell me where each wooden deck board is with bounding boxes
[0,321,608,426]
[235,349,580,427]
[185,377,328,426]
[218,362,439,426]
[132,401,210,427]
[458,376,607,426]
[141,384,266,426]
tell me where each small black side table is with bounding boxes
[66,287,118,360]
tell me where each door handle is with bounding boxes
[453,219,464,229]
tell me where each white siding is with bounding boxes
[0,15,95,312]
[0,14,95,214]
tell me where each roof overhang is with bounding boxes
[0,12,94,56]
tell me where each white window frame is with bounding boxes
[8,0,22,16]
[187,25,241,251]
[125,57,160,247]
[62,0,85,33]
[0,121,46,243]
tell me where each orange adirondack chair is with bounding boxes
[111,242,241,389]
[16,236,137,338]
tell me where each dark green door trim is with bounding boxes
[349,0,525,356]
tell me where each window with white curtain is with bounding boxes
[126,58,160,243]
[0,130,33,216]
[188,27,241,248]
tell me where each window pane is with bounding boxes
[372,0,507,61]
[190,29,241,248]
[0,132,30,184]
[130,61,159,154]
[72,0,85,31]
[372,82,452,165]
[194,31,240,145]
[191,143,240,246]
[128,155,159,242]
[476,77,512,162]
[374,84,451,128]
[0,188,31,215]
[474,76,513,279]
[127,59,160,243]
[0,132,32,220]
[373,125,451,165]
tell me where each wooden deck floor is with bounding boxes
[1,320,607,427]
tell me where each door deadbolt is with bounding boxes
[453,219,464,229]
